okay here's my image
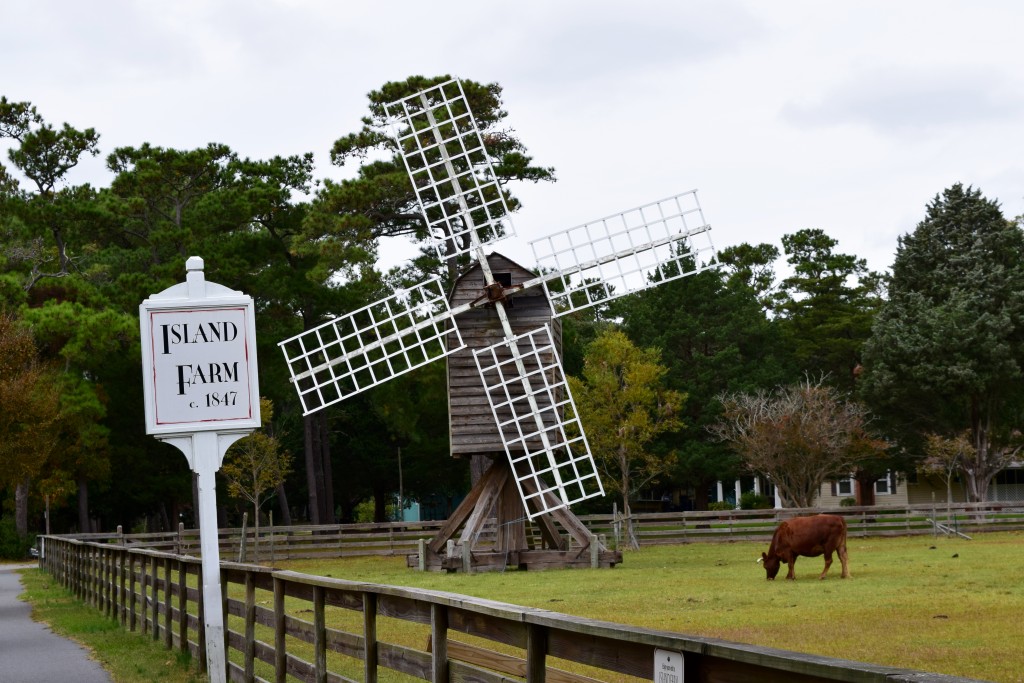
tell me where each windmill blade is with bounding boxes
[529,190,717,316]
[384,79,514,260]
[473,325,604,519]
[279,277,464,415]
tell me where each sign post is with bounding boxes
[140,256,260,683]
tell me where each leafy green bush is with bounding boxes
[0,517,35,560]
[739,491,772,510]
[353,500,398,523]
[708,501,734,511]
[840,497,857,507]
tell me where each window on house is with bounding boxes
[836,478,854,497]
[875,472,894,495]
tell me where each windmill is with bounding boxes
[279,79,716,570]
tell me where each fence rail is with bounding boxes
[38,535,988,683]
[68,502,1024,561]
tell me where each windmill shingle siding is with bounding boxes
[447,253,562,457]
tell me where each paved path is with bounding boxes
[0,563,113,683]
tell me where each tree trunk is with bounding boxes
[77,476,91,534]
[693,484,710,511]
[275,483,292,526]
[318,412,335,523]
[855,474,876,506]
[15,477,30,537]
[304,413,323,524]
[253,500,261,562]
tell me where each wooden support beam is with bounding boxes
[428,460,505,554]
[459,464,507,550]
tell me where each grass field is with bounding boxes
[274,531,1024,683]
[16,532,1023,683]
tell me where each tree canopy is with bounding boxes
[568,329,683,546]
[860,184,1024,501]
[3,76,1020,539]
[710,377,886,508]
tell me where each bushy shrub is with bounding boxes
[708,501,734,511]
[840,497,857,507]
[353,500,398,523]
[739,491,772,510]
[0,517,35,560]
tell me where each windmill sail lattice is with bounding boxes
[386,79,514,260]
[279,277,462,415]
[278,78,717,520]
[531,191,715,316]
[473,325,600,516]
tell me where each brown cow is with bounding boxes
[758,514,850,580]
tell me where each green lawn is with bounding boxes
[18,532,1024,683]
[276,532,1024,683]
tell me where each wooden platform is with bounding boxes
[407,456,622,572]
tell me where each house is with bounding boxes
[712,463,1024,509]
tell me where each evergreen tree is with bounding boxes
[616,246,787,509]
[861,184,1024,501]
[774,228,884,392]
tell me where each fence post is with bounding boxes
[430,604,448,683]
[119,548,128,626]
[273,576,286,683]
[245,571,256,681]
[527,623,547,683]
[238,512,248,564]
[314,585,327,683]
[269,511,275,564]
[164,557,173,649]
[363,593,378,683]
[152,555,161,643]
[102,547,110,617]
[178,558,188,654]
[612,503,621,550]
[129,553,138,632]
[140,554,149,635]
[418,539,427,571]
[590,533,599,569]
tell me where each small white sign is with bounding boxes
[140,257,260,436]
[654,648,684,683]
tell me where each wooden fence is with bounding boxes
[63,502,1024,562]
[38,535,987,683]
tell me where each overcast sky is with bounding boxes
[4,0,1023,278]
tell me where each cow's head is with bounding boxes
[759,552,781,580]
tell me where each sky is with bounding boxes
[4,0,1024,278]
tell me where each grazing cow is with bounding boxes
[758,514,850,580]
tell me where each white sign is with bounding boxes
[147,307,254,425]
[654,648,684,683]
[140,257,260,436]
[139,256,259,683]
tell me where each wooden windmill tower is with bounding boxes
[428,252,618,571]
[278,79,717,571]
